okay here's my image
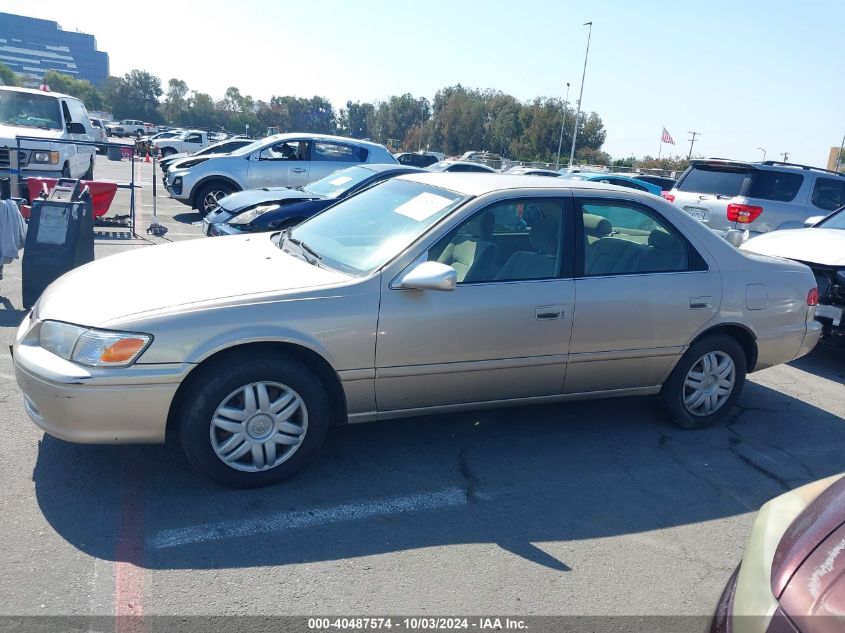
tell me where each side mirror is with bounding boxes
[804,216,824,227]
[723,229,746,248]
[396,261,457,291]
[67,122,86,134]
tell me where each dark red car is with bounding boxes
[711,474,845,633]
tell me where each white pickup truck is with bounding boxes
[0,85,97,181]
[106,119,158,137]
[152,130,213,157]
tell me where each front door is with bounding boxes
[375,196,575,412]
[565,196,721,394]
[247,139,311,189]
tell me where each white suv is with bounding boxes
[165,133,397,215]
[0,86,96,181]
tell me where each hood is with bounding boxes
[218,187,319,212]
[741,228,845,267]
[36,234,350,327]
[0,123,63,147]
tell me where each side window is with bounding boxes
[428,198,566,283]
[811,178,845,211]
[260,140,307,161]
[313,142,358,162]
[61,101,72,127]
[581,200,690,276]
[610,178,648,192]
[450,164,474,172]
[748,171,804,202]
[184,133,202,143]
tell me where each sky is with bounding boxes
[3,0,844,166]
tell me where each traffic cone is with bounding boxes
[145,149,150,163]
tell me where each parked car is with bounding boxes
[159,138,257,178]
[14,174,821,487]
[205,164,426,236]
[165,133,396,215]
[459,151,503,169]
[394,152,440,168]
[153,129,213,158]
[0,86,96,180]
[666,159,845,236]
[427,160,497,173]
[105,120,156,137]
[89,117,108,154]
[619,173,676,192]
[740,205,845,345]
[504,166,561,177]
[709,473,845,633]
[560,172,663,196]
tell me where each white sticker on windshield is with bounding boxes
[394,192,453,222]
[329,176,352,186]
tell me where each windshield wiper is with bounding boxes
[281,228,322,265]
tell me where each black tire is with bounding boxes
[160,147,176,157]
[195,181,235,217]
[82,158,94,180]
[659,334,747,429]
[61,163,71,178]
[178,352,332,488]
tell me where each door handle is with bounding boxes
[689,296,713,309]
[536,305,564,320]
[292,168,306,173]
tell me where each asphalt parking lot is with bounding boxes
[0,153,844,619]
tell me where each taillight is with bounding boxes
[661,192,675,202]
[807,288,818,306]
[727,203,763,224]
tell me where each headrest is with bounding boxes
[583,213,611,237]
[466,211,494,240]
[529,217,559,254]
[648,230,681,251]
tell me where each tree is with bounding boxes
[163,78,189,124]
[40,71,103,110]
[0,62,20,87]
[338,101,375,139]
[103,69,163,121]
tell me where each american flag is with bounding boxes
[661,127,675,145]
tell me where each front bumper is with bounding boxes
[13,315,191,444]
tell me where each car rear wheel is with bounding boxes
[660,334,747,429]
[160,147,176,157]
[196,181,234,216]
[178,353,332,487]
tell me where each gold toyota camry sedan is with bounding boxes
[14,174,822,487]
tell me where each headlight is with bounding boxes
[38,320,152,367]
[31,151,60,164]
[229,204,282,226]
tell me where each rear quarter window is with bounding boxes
[747,171,804,202]
[676,166,749,196]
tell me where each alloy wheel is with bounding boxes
[202,190,227,214]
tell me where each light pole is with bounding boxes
[418,99,425,152]
[555,82,571,170]
[569,21,592,169]
[757,147,766,161]
[780,152,789,162]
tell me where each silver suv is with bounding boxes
[667,159,845,235]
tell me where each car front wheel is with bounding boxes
[195,182,234,216]
[178,353,332,487]
[660,334,747,429]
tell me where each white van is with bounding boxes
[0,86,97,182]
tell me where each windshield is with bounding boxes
[677,165,749,196]
[302,166,375,198]
[0,90,62,130]
[817,206,845,230]
[288,179,467,275]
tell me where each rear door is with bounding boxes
[566,194,720,394]
[308,140,366,183]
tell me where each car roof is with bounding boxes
[262,132,388,151]
[0,85,77,100]
[396,172,642,197]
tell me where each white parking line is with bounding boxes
[148,487,470,549]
